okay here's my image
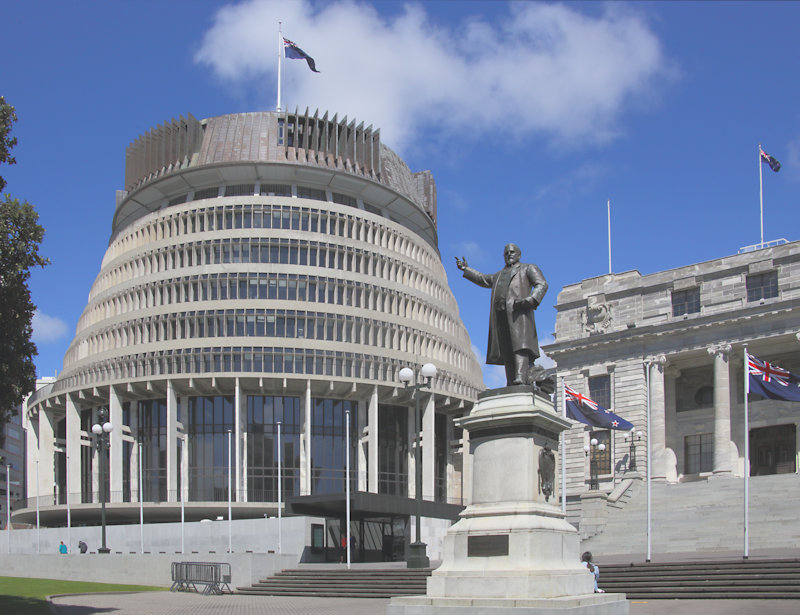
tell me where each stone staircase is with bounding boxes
[582,473,800,556]
[237,567,432,598]
[599,558,800,599]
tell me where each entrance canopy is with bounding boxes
[286,491,464,521]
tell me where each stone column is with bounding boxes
[109,386,124,497]
[367,386,379,493]
[708,343,733,476]
[166,380,178,500]
[645,355,668,482]
[422,393,435,501]
[663,366,680,482]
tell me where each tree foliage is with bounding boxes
[0,96,49,423]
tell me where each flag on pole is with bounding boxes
[283,38,320,73]
[747,353,800,401]
[760,147,781,172]
[564,384,634,430]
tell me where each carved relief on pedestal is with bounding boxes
[581,295,612,335]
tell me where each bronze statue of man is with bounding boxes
[456,244,547,386]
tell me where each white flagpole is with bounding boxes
[743,345,750,559]
[227,429,232,554]
[276,22,283,112]
[66,454,71,553]
[277,421,282,555]
[560,378,567,515]
[346,408,352,569]
[645,360,652,563]
[759,144,764,247]
[607,199,612,274]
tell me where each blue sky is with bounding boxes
[4,1,800,388]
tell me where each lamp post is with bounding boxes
[584,438,606,491]
[91,408,113,554]
[398,362,437,569]
[623,430,643,472]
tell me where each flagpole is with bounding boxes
[645,359,652,563]
[276,22,283,112]
[743,345,750,559]
[758,144,764,247]
[607,199,612,274]
[560,378,567,515]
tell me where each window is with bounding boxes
[747,271,778,302]
[590,430,611,474]
[297,186,326,201]
[260,184,291,197]
[588,375,611,410]
[193,187,219,201]
[684,433,713,474]
[672,287,700,316]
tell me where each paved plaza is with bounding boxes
[48,592,800,614]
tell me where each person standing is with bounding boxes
[456,243,548,386]
[59,541,67,554]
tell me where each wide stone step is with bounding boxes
[237,567,432,598]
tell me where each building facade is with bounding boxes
[18,110,483,535]
[544,241,800,508]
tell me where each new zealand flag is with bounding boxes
[284,38,320,73]
[760,147,781,172]
[565,384,633,430]
[748,353,800,402]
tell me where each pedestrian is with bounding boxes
[59,541,67,554]
[78,540,88,554]
[581,551,604,592]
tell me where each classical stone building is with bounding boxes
[17,110,483,556]
[544,241,800,513]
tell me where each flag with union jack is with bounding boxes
[760,146,781,172]
[564,384,633,430]
[284,38,320,73]
[747,353,800,402]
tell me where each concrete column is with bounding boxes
[129,402,140,502]
[422,393,435,501]
[24,406,39,501]
[368,386,379,493]
[109,387,124,497]
[646,355,668,482]
[445,416,456,503]
[407,406,416,498]
[166,380,178,500]
[38,409,56,503]
[708,343,734,476]
[179,396,188,502]
[300,381,312,495]
[357,397,368,492]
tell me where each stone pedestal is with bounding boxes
[388,387,628,614]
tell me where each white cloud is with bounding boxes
[32,310,69,343]
[195,1,672,154]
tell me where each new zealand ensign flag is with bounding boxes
[284,38,320,73]
[760,147,781,172]
[564,384,633,430]
[747,353,800,402]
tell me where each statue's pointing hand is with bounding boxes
[455,256,468,271]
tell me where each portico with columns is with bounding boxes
[543,241,800,519]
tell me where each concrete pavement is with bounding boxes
[48,592,800,614]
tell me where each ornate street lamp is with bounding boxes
[398,362,437,569]
[584,438,606,491]
[623,430,643,472]
[91,408,113,554]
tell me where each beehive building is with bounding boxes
[19,110,483,539]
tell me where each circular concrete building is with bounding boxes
[20,110,483,539]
